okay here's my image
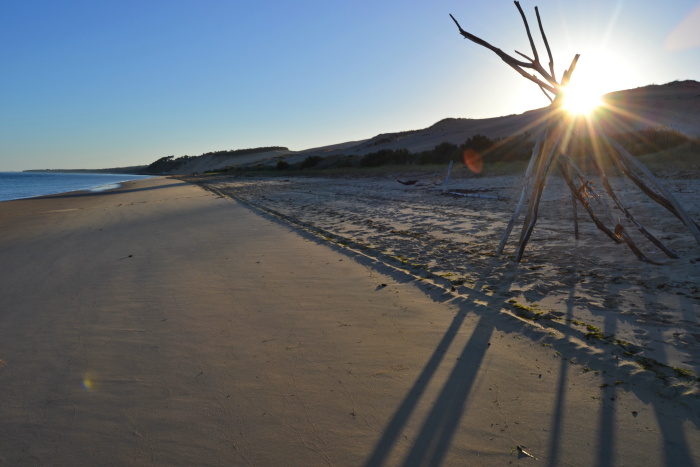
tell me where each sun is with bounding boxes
[561,82,603,116]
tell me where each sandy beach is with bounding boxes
[199,168,700,375]
[1,176,700,466]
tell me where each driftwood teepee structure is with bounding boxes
[450,2,700,263]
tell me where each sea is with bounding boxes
[0,172,152,202]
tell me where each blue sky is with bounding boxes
[1,1,698,171]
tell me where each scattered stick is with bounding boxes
[444,160,454,187]
[446,191,501,200]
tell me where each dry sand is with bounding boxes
[1,176,699,466]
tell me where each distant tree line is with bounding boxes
[150,127,690,175]
[346,128,688,171]
[264,127,690,173]
[357,134,499,167]
[146,155,197,174]
[604,127,687,156]
[565,127,689,168]
[146,146,288,174]
[200,146,288,159]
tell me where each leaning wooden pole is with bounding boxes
[589,158,678,258]
[597,125,700,244]
[515,123,566,262]
[496,127,548,255]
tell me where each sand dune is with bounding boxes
[163,80,699,174]
[600,80,700,137]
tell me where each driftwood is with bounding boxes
[496,128,548,255]
[444,160,455,186]
[514,123,566,262]
[446,191,501,200]
[451,1,699,262]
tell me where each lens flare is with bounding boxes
[463,149,483,174]
[82,374,96,390]
[665,4,700,51]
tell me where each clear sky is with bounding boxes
[1,1,698,171]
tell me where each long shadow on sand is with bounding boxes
[200,182,700,466]
[365,315,494,467]
[362,260,514,467]
[360,257,699,466]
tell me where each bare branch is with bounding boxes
[504,62,557,94]
[515,50,534,62]
[450,5,562,96]
[449,14,532,68]
[449,13,557,94]
[535,7,556,81]
[538,85,554,102]
[514,1,556,85]
[561,54,580,87]
[514,1,539,64]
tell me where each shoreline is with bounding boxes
[0,172,153,203]
[1,176,699,465]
